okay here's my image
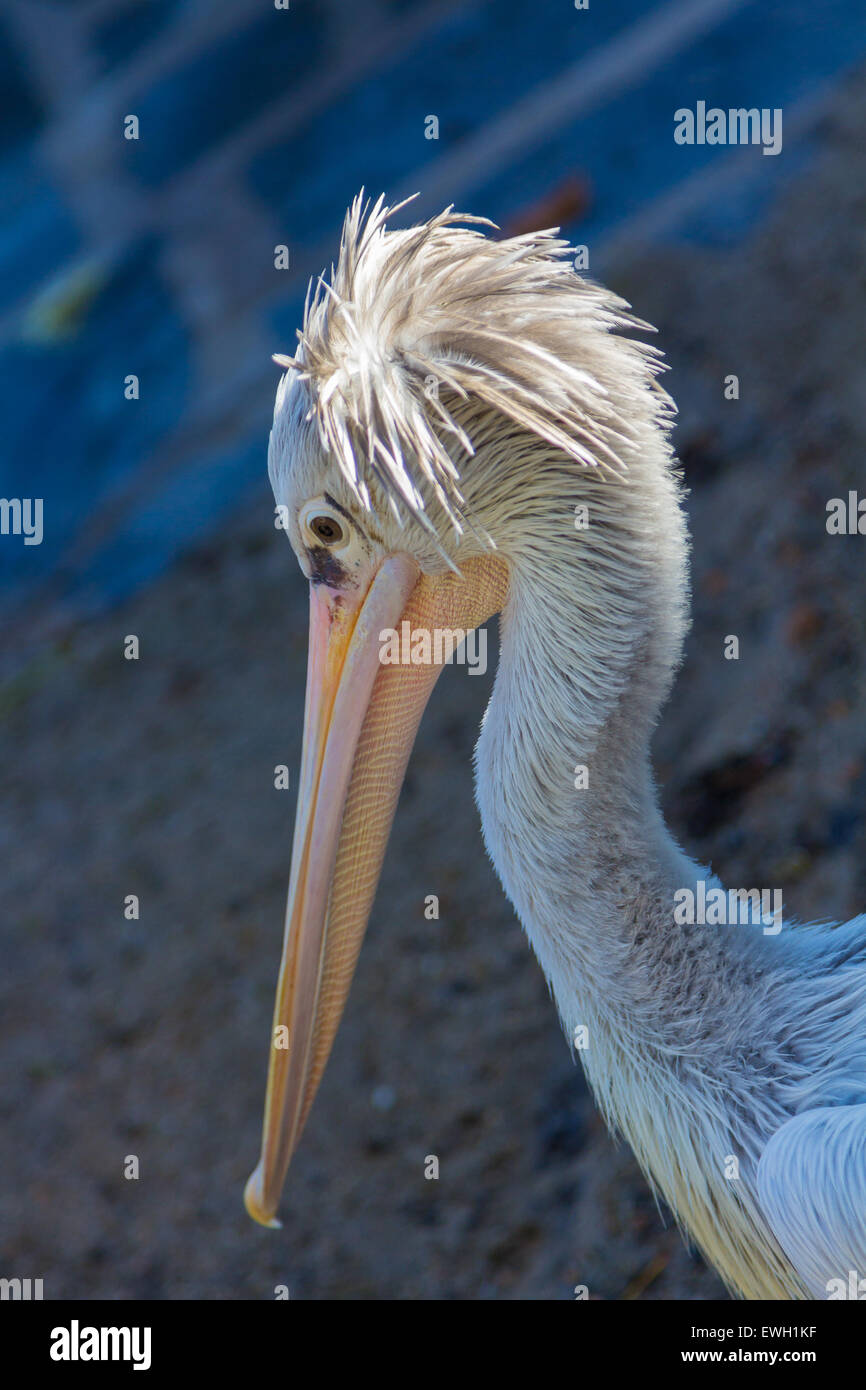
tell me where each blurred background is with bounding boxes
[1,0,865,1299]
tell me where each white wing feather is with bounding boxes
[757,1105,866,1298]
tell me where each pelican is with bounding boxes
[244,193,866,1300]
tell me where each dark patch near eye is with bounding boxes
[323,491,387,546]
[308,546,349,588]
[323,492,360,531]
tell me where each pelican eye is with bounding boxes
[309,514,345,546]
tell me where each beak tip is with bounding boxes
[244,1166,282,1229]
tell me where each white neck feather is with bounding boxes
[473,506,807,1299]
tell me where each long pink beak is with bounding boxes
[244,553,508,1228]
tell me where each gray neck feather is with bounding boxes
[472,495,810,1297]
[474,453,721,1050]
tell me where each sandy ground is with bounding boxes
[2,76,865,1300]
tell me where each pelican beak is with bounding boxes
[244,551,508,1228]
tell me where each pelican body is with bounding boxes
[244,195,866,1299]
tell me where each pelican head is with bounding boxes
[244,192,687,1232]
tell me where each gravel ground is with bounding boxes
[2,73,865,1301]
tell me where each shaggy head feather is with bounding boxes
[271,191,674,550]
